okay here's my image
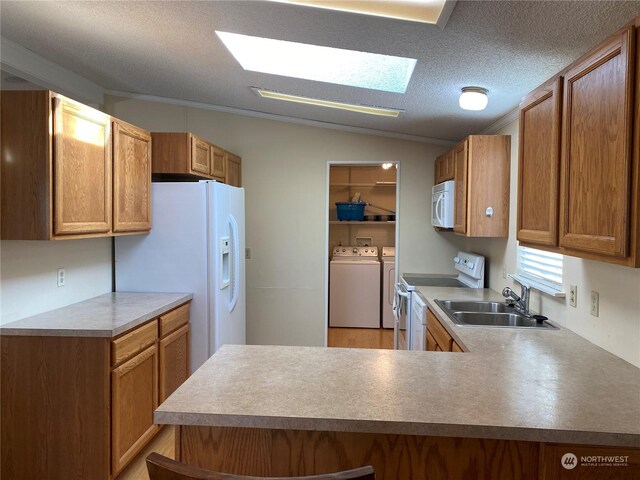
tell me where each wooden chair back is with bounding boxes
[146,453,375,480]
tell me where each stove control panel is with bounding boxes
[332,246,379,257]
[454,251,485,282]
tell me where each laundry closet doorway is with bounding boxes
[324,162,399,349]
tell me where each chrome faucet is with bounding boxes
[502,283,531,316]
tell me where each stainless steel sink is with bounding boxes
[434,300,558,329]
[436,300,515,313]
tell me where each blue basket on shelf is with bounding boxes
[336,202,366,221]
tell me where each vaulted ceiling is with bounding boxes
[2,1,639,142]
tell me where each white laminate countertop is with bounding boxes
[0,292,193,337]
[155,288,640,448]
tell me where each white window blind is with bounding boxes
[517,246,563,291]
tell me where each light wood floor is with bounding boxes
[328,327,394,349]
[117,425,175,480]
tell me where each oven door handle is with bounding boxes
[395,283,410,298]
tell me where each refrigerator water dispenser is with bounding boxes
[220,236,230,289]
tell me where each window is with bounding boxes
[517,246,563,293]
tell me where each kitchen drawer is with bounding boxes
[427,309,453,352]
[112,321,158,367]
[426,330,438,352]
[159,303,190,338]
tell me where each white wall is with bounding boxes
[105,95,459,347]
[0,239,112,324]
[450,120,640,367]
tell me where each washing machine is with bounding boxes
[381,247,395,328]
[329,246,381,328]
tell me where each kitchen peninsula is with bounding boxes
[156,289,640,480]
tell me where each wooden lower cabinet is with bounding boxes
[178,426,542,479]
[112,344,159,475]
[0,301,191,480]
[540,443,640,480]
[159,323,190,402]
[426,329,438,351]
[174,426,639,480]
[0,336,111,480]
[426,308,463,352]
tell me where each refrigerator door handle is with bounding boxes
[228,214,240,313]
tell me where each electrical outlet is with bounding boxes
[590,291,599,317]
[57,268,65,287]
[569,285,577,307]
[245,248,251,259]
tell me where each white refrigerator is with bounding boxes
[115,181,245,373]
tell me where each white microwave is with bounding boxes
[431,180,455,228]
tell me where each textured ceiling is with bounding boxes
[2,1,640,141]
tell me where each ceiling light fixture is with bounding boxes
[459,87,489,111]
[252,88,403,117]
[217,31,416,93]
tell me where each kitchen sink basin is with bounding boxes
[434,300,558,329]
[436,300,515,313]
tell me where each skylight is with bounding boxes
[216,31,416,94]
[268,1,451,26]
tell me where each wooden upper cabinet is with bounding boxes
[517,20,640,267]
[435,150,455,184]
[434,154,445,184]
[225,151,242,187]
[453,140,468,234]
[53,95,112,236]
[113,120,152,233]
[559,27,635,258]
[0,90,151,240]
[450,136,511,237]
[190,135,211,175]
[517,78,563,247]
[152,132,235,184]
[211,145,225,180]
